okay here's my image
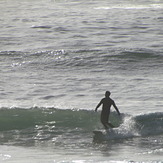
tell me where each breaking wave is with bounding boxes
[0,107,162,138]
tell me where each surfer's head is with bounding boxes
[105,91,111,98]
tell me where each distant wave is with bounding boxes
[31,25,52,29]
[0,49,162,70]
[95,4,163,10]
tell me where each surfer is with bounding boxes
[95,91,120,129]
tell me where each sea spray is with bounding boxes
[93,112,163,141]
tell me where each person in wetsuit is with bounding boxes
[95,91,120,129]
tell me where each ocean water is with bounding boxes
[0,0,163,162]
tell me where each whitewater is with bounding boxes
[0,0,163,162]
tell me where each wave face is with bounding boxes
[134,112,163,136]
[0,108,162,145]
[0,107,101,131]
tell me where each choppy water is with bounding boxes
[0,0,163,162]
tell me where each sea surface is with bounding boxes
[0,0,163,162]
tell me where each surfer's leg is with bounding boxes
[107,113,114,128]
[107,123,115,128]
[101,113,110,129]
[101,121,109,129]
[101,119,109,129]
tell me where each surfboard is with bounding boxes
[93,130,108,137]
[93,130,107,142]
[93,128,116,136]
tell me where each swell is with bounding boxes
[0,49,162,70]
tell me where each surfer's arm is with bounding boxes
[112,101,120,115]
[95,100,102,112]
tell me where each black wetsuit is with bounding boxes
[100,97,114,128]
